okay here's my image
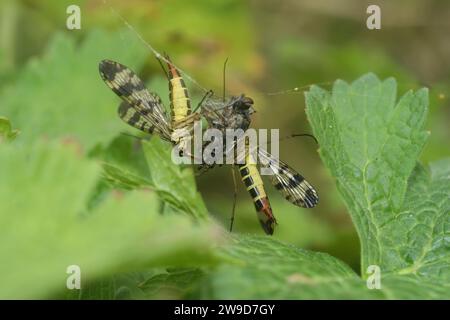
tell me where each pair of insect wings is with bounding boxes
[98,58,319,223]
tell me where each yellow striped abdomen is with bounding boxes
[239,161,267,204]
[238,150,276,235]
[167,59,191,127]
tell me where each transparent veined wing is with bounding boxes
[257,148,319,208]
[99,60,172,140]
[117,101,159,135]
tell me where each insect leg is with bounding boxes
[229,165,238,232]
[222,57,229,102]
[193,89,214,112]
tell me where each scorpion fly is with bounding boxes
[201,92,319,235]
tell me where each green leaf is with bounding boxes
[0,141,221,299]
[0,30,148,150]
[303,73,449,296]
[0,116,19,142]
[198,235,365,299]
[386,159,450,279]
[198,235,448,299]
[64,272,155,300]
[92,134,153,190]
[140,268,205,299]
[96,135,208,220]
[142,138,208,220]
[65,268,205,300]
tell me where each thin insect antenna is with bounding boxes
[102,0,208,93]
[222,57,229,102]
[268,133,318,146]
[290,133,318,145]
[264,81,334,96]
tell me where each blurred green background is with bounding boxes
[1,0,449,276]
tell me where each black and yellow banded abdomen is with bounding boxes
[238,153,276,235]
[166,59,191,127]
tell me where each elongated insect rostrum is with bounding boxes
[98,57,318,235]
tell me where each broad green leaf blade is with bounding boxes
[305,73,449,288]
[101,162,152,190]
[384,159,450,280]
[140,268,205,299]
[0,30,148,150]
[0,141,221,299]
[198,235,449,299]
[92,134,153,190]
[142,138,208,219]
[65,268,205,300]
[197,235,367,299]
[64,272,156,300]
[374,274,450,299]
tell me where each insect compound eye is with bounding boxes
[234,96,254,111]
[242,96,254,107]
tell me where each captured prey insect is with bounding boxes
[98,56,201,157]
[201,92,319,235]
